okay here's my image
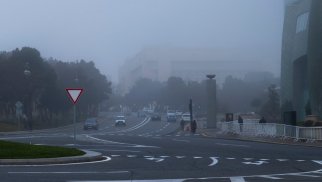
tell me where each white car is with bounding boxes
[181,113,191,122]
[115,116,126,126]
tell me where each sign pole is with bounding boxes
[73,104,76,142]
[66,88,83,144]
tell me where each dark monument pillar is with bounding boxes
[206,74,217,128]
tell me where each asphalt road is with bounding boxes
[1,113,322,182]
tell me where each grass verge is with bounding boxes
[0,140,85,159]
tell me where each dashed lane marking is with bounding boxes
[230,176,246,182]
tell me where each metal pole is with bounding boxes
[74,104,76,141]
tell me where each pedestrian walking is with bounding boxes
[259,116,267,123]
[191,120,197,134]
[238,115,243,132]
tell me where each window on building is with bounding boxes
[296,12,309,33]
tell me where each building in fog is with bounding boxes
[119,47,270,95]
[281,0,322,120]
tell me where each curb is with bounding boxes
[0,150,104,165]
[201,131,322,148]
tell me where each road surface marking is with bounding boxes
[194,157,202,159]
[289,173,320,177]
[296,160,305,162]
[260,159,269,161]
[226,158,235,160]
[85,135,159,148]
[127,155,137,158]
[144,156,153,158]
[111,155,120,157]
[230,177,245,182]
[277,159,288,161]
[243,161,268,165]
[258,175,283,179]
[92,149,141,153]
[145,157,164,162]
[313,160,322,165]
[176,156,186,159]
[209,157,219,166]
[160,156,170,158]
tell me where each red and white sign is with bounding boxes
[66,88,83,104]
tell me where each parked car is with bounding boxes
[115,115,126,126]
[151,113,161,121]
[83,118,99,130]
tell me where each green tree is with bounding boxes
[260,84,280,122]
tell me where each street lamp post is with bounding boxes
[24,62,32,131]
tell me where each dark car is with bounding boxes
[83,118,99,130]
[151,113,161,121]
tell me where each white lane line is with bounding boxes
[111,155,120,157]
[127,155,137,158]
[91,149,141,153]
[208,157,219,166]
[9,171,129,174]
[296,160,305,162]
[260,159,269,161]
[145,157,164,163]
[1,156,111,167]
[85,135,159,148]
[172,139,190,143]
[289,173,320,177]
[229,176,246,182]
[176,156,186,159]
[243,161,268,165]
[277,159,288,161]
[226,158,235,160]
[258,175,283,179]
[194,157,202,159]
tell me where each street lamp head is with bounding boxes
[206,74,216,79]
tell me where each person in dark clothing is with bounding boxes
[191,120,197,133]
[238,115,243,132]
[180,119,185,131]
[259,116,267,123]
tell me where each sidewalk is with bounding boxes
[201,128,322,148]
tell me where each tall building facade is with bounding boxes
[281,0,322,120]
[119,47,270,95]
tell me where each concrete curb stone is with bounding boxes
[0,150,104,165]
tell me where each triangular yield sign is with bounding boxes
[66,88,83,104]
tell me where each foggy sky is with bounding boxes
[0,0,284,82]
